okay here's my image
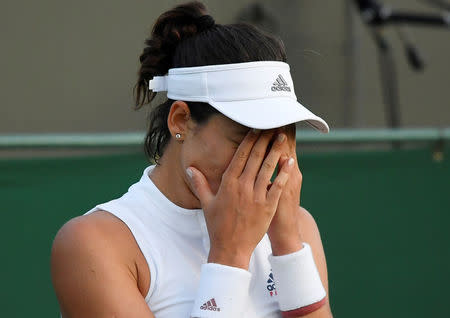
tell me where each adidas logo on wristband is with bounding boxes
[200,298,221,312]
[266,271,278,297]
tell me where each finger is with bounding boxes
[186,166,214,207]
[254,133,288,197]
[266,157,294,206]
[277,130,297,160]
[223,129,260,178]
[240,130,276,182]
[277,154,290,174]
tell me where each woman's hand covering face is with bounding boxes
[185,129,294,269]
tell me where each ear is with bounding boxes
[167,100,191,140]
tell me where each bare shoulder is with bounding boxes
[53,210,128,241]
[298,206,318,226]
[298,206,333,316]
[297,205,325,262]
[51,211,152,317]
[51,211,141,269]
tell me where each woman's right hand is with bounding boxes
[186,129,293,270]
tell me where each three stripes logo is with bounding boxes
[271,74,291,92]
[200,298,221,312]
[267,271,278,297]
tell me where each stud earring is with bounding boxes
[175,133,181,139]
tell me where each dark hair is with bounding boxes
[134,1,287,163]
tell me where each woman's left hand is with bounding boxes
[267,136,304,256]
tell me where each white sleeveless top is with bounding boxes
[85,165,281,318]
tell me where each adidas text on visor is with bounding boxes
[149,61,329,132]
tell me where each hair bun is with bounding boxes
[195,15,215,32]
[135,1,210,107]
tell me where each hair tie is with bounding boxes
[195,15,215,32]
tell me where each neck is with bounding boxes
[148,141,202,210]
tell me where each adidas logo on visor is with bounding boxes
[271,74,291,92]
[200,298,221,312]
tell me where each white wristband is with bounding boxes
[268,243,326,316]
[190,263,252,317]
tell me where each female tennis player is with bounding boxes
[51,2,333,317]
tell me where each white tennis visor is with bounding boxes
[149,61,329,133]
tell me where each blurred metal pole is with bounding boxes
[372,28,401,130]
[344,0,364,128]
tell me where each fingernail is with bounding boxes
[186,167,193,178]
[277,133,286,143]
[288,157,295,166]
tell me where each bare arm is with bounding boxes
[295,206,333,318]
[51,212,155,318]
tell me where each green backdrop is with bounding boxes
[1,146,449,317]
